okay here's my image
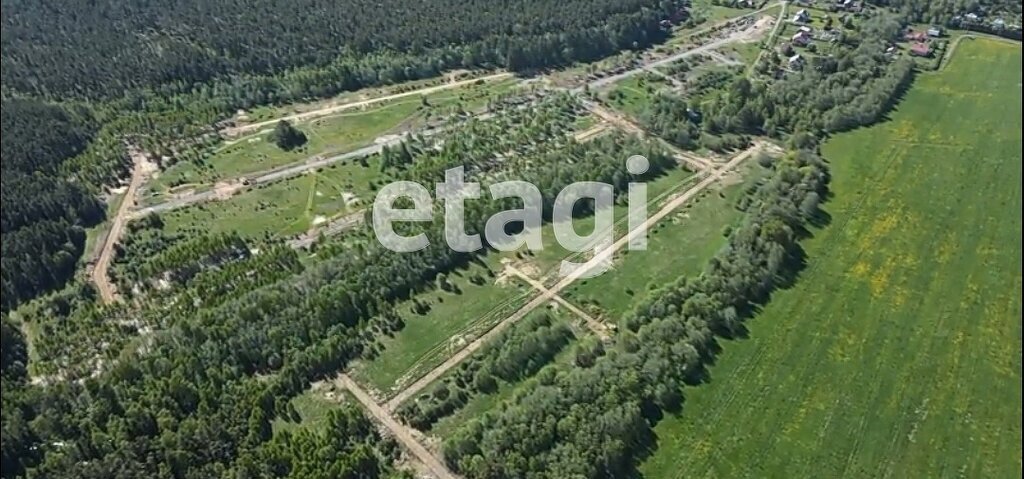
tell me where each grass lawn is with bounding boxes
[603,74,666,117]
[493,165,698,283]
[640,38,1022,478]
[351,260,534,397]
[161,156,385,238]
[565,162,766,320]
[271,387,350,436]
[149,78,519,193]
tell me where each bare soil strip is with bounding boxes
[337,374,457,479]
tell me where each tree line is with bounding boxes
[396,311,574,430]
[442,150,830,478]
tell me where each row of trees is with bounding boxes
[396,311,574,430]
[443,150,830,478]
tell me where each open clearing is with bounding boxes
[351,260,534,397]
[161,156,383,238]
[148,77,519,194]
[566,161,767,319]
[640,38,1022,479]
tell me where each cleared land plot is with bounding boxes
[351,260,534,397]
[149,78,519,193]
[566,162,766,319]
[161,157,383,238]
[271,386,352,436]
[498,165,697,282]
[641,38,1022,478]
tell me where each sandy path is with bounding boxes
[92,146,149,303]
[505,265,610,339]
[222,73,513,138]
[384,143,764,411]
[336,374,457,479]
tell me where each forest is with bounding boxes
[1,0,681,100]
[0,100,106,312]
[1,107,674,477]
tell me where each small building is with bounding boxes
[799,25,813,33]
[927,26,943,37]
[965,13,980,22]
[910,42,931,57]
[792,31,812,46]
[788,54,806,70]
[904,30,928,42]
[793,9,810,23]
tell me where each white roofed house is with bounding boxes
[788,54,806,70]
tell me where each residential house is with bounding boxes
[792,31,812,46]
[788,54,806,70]
[927,26,943,37]
[793,9,810,23]
[910,42,931,57]
[965,12,980,22]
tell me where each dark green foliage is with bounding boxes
[2,0,682,100]
[10,105,676,477]
[702,17,915,137]
[0,100,103,311]
[233,404,396,478]
[270,120,308,151]
[443,151,831,478]
[396,311,574,430]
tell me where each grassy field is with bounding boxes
[149,78,519,192]
[271,387,351,436]
[351,260,534,396]
[641,38,1022,478]
[496,165,697,281]
[161,156,384,238]
[566,162,767,320]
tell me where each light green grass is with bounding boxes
[604,74,665,117]
[161,156,384,238]
[271,388,347,436]
[352,260,534,396]
[641,38,1022,478]
[494,166,698,283]
[566,162,766,320]
[150,78,519,192]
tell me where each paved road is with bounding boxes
[384,143,764,411]
[337,374,457,479]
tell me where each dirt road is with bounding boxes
[582,10,777,91]
[583,100,714,171]
[385,143,765,411]
[337,374,457,479]
[92,146,149,304]
[505,265,609,339]
[223,73,513,138]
